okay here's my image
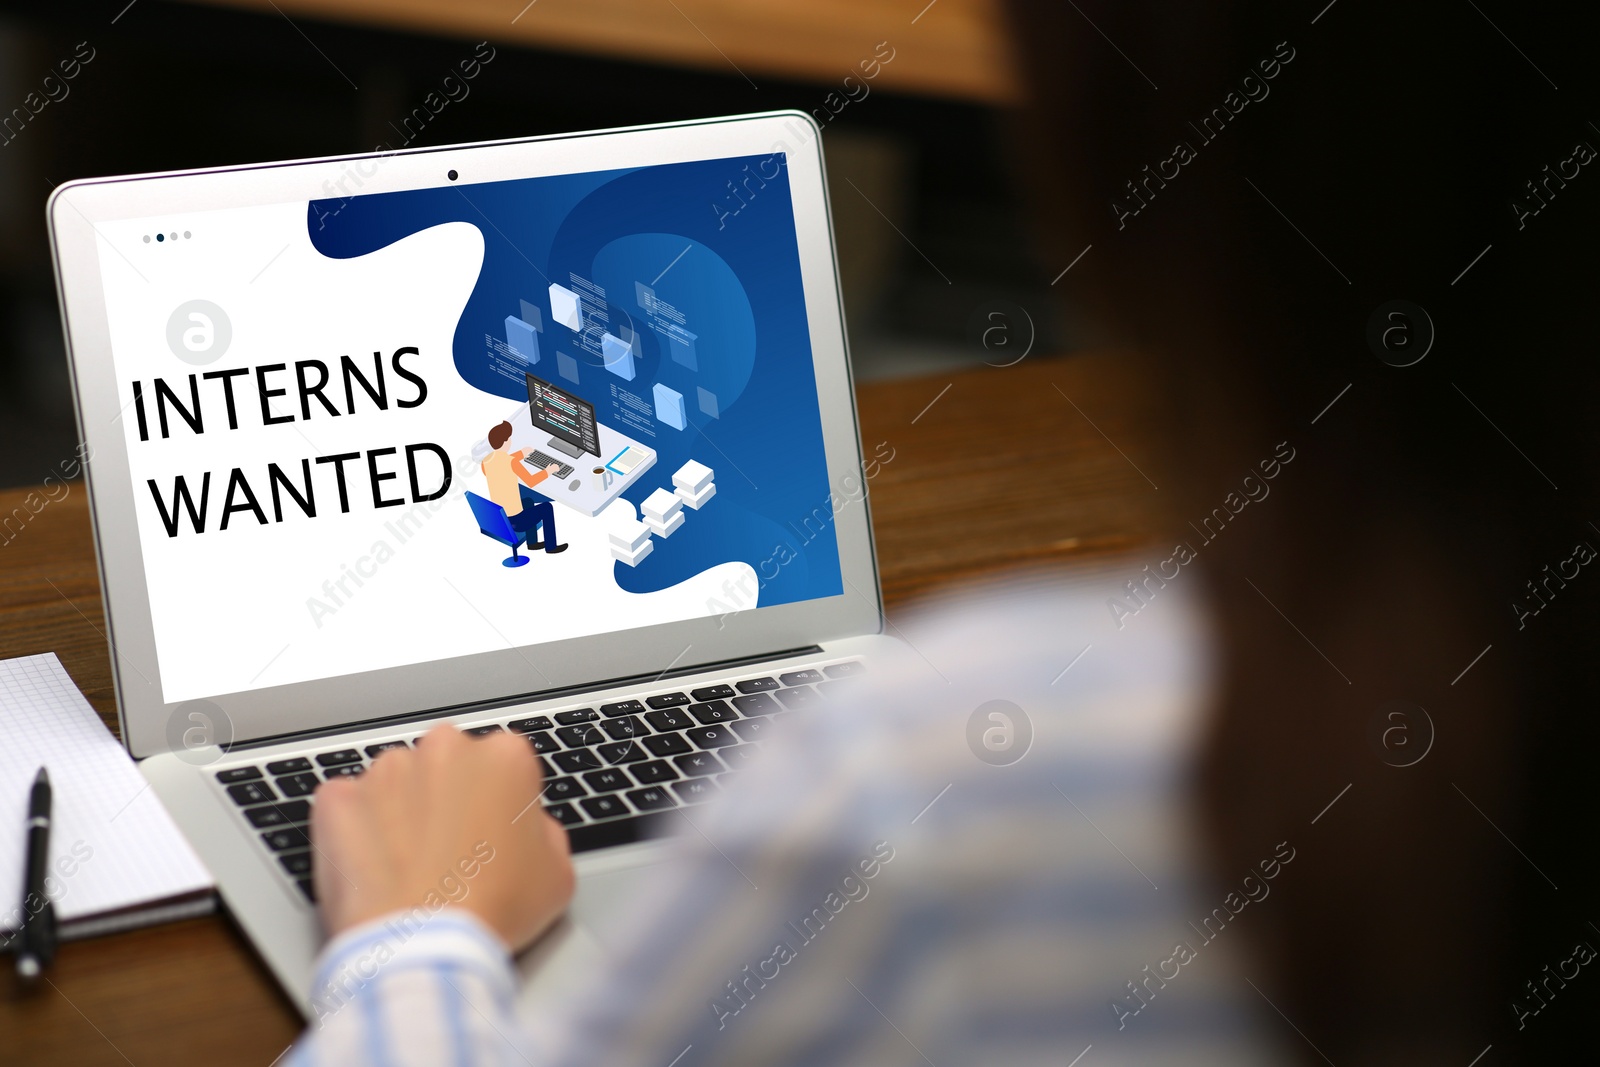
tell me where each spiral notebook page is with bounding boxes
[0,653,213,935]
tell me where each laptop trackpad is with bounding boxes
[514,845,687,1021]
[569,850,691,953]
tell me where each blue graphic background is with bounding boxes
[305,154,842,608]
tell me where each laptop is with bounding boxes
[46,111,898,1016]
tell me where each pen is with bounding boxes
[15,766,55,982]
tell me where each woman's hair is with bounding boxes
[1005,1,1600,1059]
[487,421,513,450]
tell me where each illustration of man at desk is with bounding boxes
[481,420,568,555]
[467,373,659,566]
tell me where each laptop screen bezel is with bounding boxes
[48,111,883,759]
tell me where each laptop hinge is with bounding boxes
[222,644,826,753]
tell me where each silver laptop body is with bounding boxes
[47,111,896,1014]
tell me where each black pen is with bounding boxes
[15,766,55,982]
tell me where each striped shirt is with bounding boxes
[290,573,1290,1066]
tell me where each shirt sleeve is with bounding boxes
[287,907,530,1067]
[516,458,549,488]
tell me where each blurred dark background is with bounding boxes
[1007,0,1600,1063]
[0,0,1065,488]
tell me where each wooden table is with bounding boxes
[0,353,1161,1065]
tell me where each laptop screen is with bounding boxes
[92,153,845,704]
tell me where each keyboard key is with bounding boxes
[690,684,736,701]
[776,685,820,709]
[542,776,586,801]
[686,724,738,749]
[824,661,865,678]
[641,733,693,757]
[602,716,647,740]
[599,700,645,718]
[732,693,780,717]
[509,715,556,732]
[645,708,694,732]
[226,781,276,806]
[365,741,408,758]
[627,786,677,811]
[552,709,599,726]
[465,724,503,737]
[544,802,584,826]
[215,766,262,784]
[730,718,772,743]
[598,741,648,764]
[296,878,317,902]
[537,755,553,778]
[735,677,780,693]
[265,757,313,775]
[688,700,739,725]
[276,772,319,797]
[261,826,310,851]
[245,800,310,828]
[672,778,719,804]
[315,749,362,768]
[244,807,293,830]
[779,669,825,686]
[556,725,605,748]
[673,751,725,777]
[278,851,314,876]
[324,764,364,780]
[631,759,679,784]
[552,749,603,774]
[580,795,628,820]
[525,731,560,754]
[582,768,632,793]
[645,692,690,709]
[721,744,763,770]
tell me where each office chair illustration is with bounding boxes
[466,491,535,568]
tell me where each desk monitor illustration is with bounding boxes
[527,372,600,460]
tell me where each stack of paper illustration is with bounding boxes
[641,487,685,538]
[602,331,636,381]
[652,382,685,428]
[505,315,539,363]
[609,516,654,566]
[549,283,582,331]
[672,460,716,510]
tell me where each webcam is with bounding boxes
[447,169,459,181]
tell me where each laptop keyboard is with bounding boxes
[213,661,866,905]
[523,449,575,480]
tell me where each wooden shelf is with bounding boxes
[181,0,1022,104]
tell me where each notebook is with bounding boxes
[0,653,214,944]
[605,445,649,476]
